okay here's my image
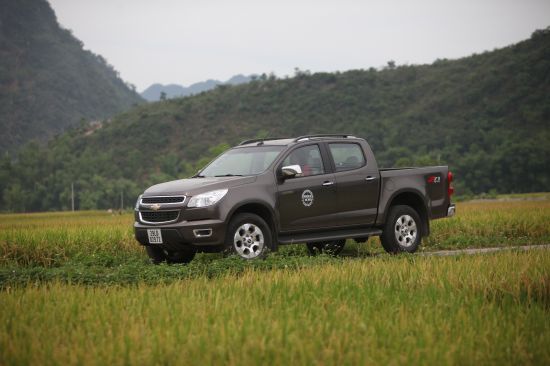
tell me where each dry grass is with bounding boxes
[1,250,548,365]
[424,200,550,249]
[1,197,549,365]
[1,199,549,268]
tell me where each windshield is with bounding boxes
[199,146,285,177]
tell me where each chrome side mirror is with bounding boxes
[281,165,303,179]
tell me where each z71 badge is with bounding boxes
[301,190,314,207]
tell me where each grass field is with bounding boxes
[1,197,549,365]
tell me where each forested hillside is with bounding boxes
[1,28,549,212]
[0,0,143,153]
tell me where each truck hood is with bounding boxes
[143,176,257,196]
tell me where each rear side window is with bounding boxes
[329,143,365,172]
[282,145,325,177]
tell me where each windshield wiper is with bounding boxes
[214,174,243,177]
[192,174,205,178]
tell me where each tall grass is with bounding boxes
[0,199,549,365]
[425,200,550,248]
[0,211,139,267]
[1,251,548,365]
[1,200,549,269]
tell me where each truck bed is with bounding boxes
[377,166,452,223]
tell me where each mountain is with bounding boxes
[140,74,253,101]
[0,0,143,153]
[1,28,549,211]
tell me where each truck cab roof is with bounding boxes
[238,134,362,147]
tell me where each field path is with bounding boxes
[420,244,550,257]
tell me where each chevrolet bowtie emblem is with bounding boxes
[150,203,161,211]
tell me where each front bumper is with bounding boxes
[447,204,456,217]
[134,218,227,247]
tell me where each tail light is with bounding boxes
[447,171,454,197]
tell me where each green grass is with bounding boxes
[1,198,549,365]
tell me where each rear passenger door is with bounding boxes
[328,142,380,226]
[276,144,338,232]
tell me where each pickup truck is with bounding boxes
[134,134,455,263]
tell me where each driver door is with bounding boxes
[277,144,338,232]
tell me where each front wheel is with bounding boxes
[226,213,272,260]
[145,246,196,264]
[380,205,422,254]
[306,240,346,256]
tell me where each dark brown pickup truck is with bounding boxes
[134,134,455,263]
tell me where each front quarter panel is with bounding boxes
[215,173,278,223]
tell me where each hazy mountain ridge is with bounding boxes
[1,28,549,211]
[141,74,254,101]
[0,0,143,153]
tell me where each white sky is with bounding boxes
[48,0,550,92]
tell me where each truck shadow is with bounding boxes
[273,241,385,259]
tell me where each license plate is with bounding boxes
[147,229,163,244]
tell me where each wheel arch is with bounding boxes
[384,190,430,236]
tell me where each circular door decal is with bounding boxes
[301,189,314,207]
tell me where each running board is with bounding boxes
[278,227,383,245]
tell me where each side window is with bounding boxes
[329,143,365,172]
[282,145,325,177]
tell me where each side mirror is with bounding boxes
[281,165,302,179]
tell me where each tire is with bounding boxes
[226,213,272,260]
[380,205,422,254]
[145,245,196,264]
[306,240,346,256]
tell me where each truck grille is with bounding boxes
[140,211,179,223]
[141,196,185,204]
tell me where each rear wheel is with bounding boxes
[380,205,422,254]
[226,213,271,260]
[306,240,346,256]
[145,246,196,264]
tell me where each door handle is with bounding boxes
[322,181,334,186]
[365,176,377,182]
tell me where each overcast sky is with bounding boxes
[49,0,550,92]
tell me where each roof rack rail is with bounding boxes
[239,137,289,146]
[293,134,356,142]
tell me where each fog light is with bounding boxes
[193,229,212,238]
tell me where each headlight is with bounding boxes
[187,189,228,208]
[135,194,143,211]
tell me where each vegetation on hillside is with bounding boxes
[0,0,143,153]
[1,28,549,211]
